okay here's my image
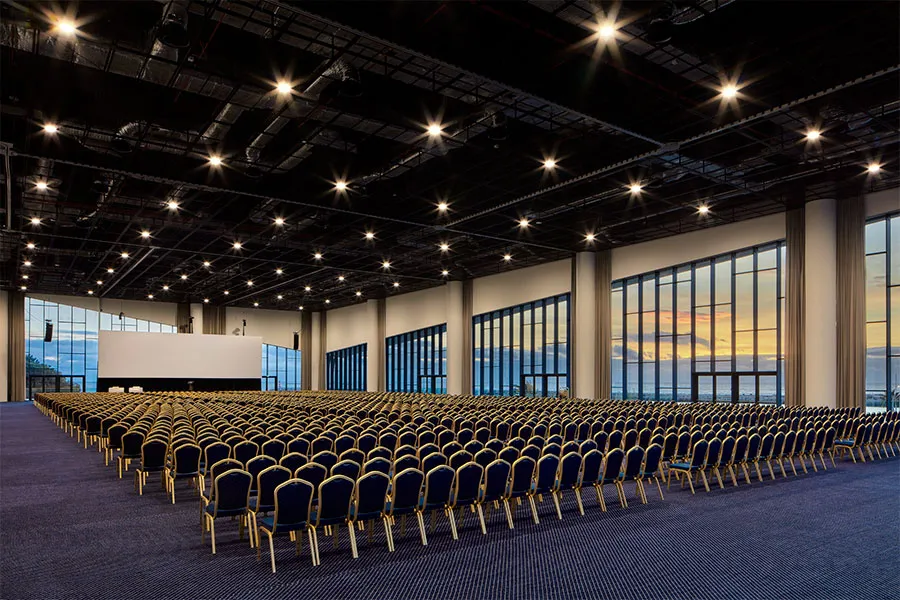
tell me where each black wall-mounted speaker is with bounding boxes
[44,322,53,343]
[293,332,299,351]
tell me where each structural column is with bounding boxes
[445,281,466,395]
[804,198,838,408]
[310,311,325,390]
[572,253,597,399]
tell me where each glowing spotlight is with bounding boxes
[441,269,449,276]
[223,290,229,296]
[364,231,375,240]
[247,280,254,287]
[87,290,94,295]
[629,183,643,195]
[107,268,114,274]
[439,243,450,252]
[585,233,596,242]
[162,285,170,291]
[382,261,391,269]
[335,181,348,192]
[324,299,331,305]
[203,260,211,268]
[437,202,449,212]
[503,254,512,262]
[275,268,283,275]
[21,274,28,280]
[805,129,821,142]
[147,294,154,300]
[698,205,710,215]
[180,274,188,280]
[298,306,304,311]
[30,217,41,226]
[427,123,442,137]
[120,252,129,259]
[55,19,77,36]
[313,252,323,260]
[233,241,242,250]
[597,22,616,40]
[274,217,285,226]
[518,218,529,229]
[275,81,293,95]
[355,291,362,297]
[338,275,345,282]
[543,158,557,170]
[23,260,31,267]
[203,298,210,304]
[35,181,48,191]
[166,200,179,211]
[43,123,58,134]
[20,286,27,291]
[140,230,151,239]
[721,84,738,100]
[393,282,400,288]
[867,163,882,174]
[26,242,36,250]
[304,286,312,292]
[253,302,259,307]
[208,155,223,167]
[96,280,103,285]
[277,295,283,300]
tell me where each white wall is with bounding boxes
[611,213,786,280]
[385,285,448,337]
[866,188,899,218]
[0,290,8,402]
[472,259,571,315]
[224,306,300,348]
[325,300,380,392]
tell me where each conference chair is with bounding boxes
[105,423,127,467]
[554,452,584,518]
[233,441,259,467]
[279,452,307,474]
[311,450,338,472]
[702,438,723,489]
[118,431,145,479]
[310,475,357,564]
[362,457,392,477]
[449,450,473,470]
[334,435,356,457]
[166,443,202,504]
[287,438,310,457]
[332,460,361,481]
[638,443,665,501]
[393,455,419,476]
[385,468,426,548]
[261,440,286,462]
[257,479,315,572]
[349,471,391,551]
[294,463,328,495]
[597,448,626,511]
[202,469,252,554]
[618,446,646,506]
[504,456,538,525]
[529,454,560,519]
[134,439,168,495]
[368,446,393,461]
[474,448,498,469]
[448,462,483,540]
[421,452,447,474]
[667,439,710,494]
[248,465,291,549]
[477,459,512,531]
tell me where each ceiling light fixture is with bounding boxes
[107,268,114,274]
[23,260,32,267]
[393,281,400,288]
[720,84,738,99]
[543,158,557,170]
[140,230,151,239]
[275,81,293,95]
[274,217,285,226]
[585,233,596,242]
[233,241,242,250]
[427,123,442,137]
[313,252,323,260]
[253,302,259,307]
[55,19,77,36]
[21,274,28,280]
[203,298,210,304]
[439,243,450,252]
[277,295,283,300]
[20,286,27,291]
[355,290,362,297]
[305,286,312,292]
[867,163,882,174]
[166,200,179,211]
[147,294,154,300]
[364,231,375,240]
[203,260,211,267]
[338,275,345,282]
[223,290,229,296]
[180,274,188,280]
[275,268,283,275]
[298,305,304,311]
[334,181,348,192]
[26,242,36,250]
[805,129,821,141]
[208,155,223,167]
[96,280,103,285]
[162,285,170,291]
[382,261,391,269]
[247,280,254,286]
[87,290,94,295]
[441,269,449,276]
[503,254,512,262]
[35,181,49,191]
[120,252,129,259]
[30,217,41,225]
[698,205,710,215]
[629,183,643,194]
[598,22,616,40]
[437,202,449,212]
[324,299,331,304]
[518,218,529,229]
[43,123,58,134]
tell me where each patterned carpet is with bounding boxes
[1,403,898,600]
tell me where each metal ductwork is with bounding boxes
[157,0,190,48]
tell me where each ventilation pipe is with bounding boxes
[157,0,190,48]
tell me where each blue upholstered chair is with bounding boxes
[233,440,259,466]
[485,439,504,454]
[117,430,144,479]
[597,448,625,511]
[702,438,723,489]
[349,471,391,551]
[249,465,291,549]
[246,456,276,495]
[385,468,426,547]
[261,439,285,462]
[368,446,393,461]
[617,446,645,506]
[257,479,315,572]
[744,433,764,480]
[340,448,366,467]
[134,439,167,495]
[449,450,473,470]
[279,452,307,474]
[202,469,252,554]
[105,423,127,467]
[294,462,328,494]
[334,435,356,457]
[521,444,541,462]
[579,448,603,508]
[287,437,310,457]
[311,436,333,455]
[639,443,665,501]
[554,452,584,518]
[504,456,537,525]
[474,448,498,469]
[416,465,454,544]
[478,459,512,531]
[392,455,419,477]
[362,457,392,476]
[448,462,483,540]
[529,454,559,518]
[166,443,202,504]
[667,439,709,495]
[311,450,338,472]
[311,475,357,564]
[356,433,377,455]
[421,452,447,474]
[834,424,866,463]
[332,459,360,480]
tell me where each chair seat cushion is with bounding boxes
[669,462,692,470]
[249,497,274,512]
[834,440,854,446]
[138,465,166,472]
[205,502,246,517]
[385,500,416,517]
[260,516,307,534]
[172,471,200,478]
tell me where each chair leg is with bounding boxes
[766,460,776,480]
[446,507,459,540]
[574,489,585,516]
[685,472,695,495]
[699,470,711,493]
[310,527,320,566]
[616,482,627,508]
[384,517,395,551]
[416,512,428,546]
[654,477,664,500]
[210,518,217,555]
[348,519,359,558]
[551,492,563,519]
[476,504,487,533]
[268,531,276,573]
[596,485,607,512]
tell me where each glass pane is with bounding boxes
[738,376,756,403]
[659,337,673,388]
[715,259,732,303]
[626,281,639,313]
[695,264,711,306]
[695,306,711,361]
[757,248,777,270]
[714,305,732,363]
[642,363,655,399]
[716,376,732,402]
[642,278,656,311]
[757,270,778,330]
[759,376,778,404]
[865,220,886,254]
[758,330,778,372]
[659,284,673,335]
[735,331,754,371]
[866,322,886,390]
[611,290,623,338]
[735,273,754,331]
[891,216,900,285]
[866,254,887,322]
[734,251,753,274]
[676,282,692,335]
[642,312,656,362]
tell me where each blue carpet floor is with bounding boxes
[1,403,898,600]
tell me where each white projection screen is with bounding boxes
[99,332,262,379]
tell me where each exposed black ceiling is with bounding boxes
[1,0,898,310]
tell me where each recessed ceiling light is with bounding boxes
[439,243,450,252]
[147,294,154,300]
[96,280,103,285]
[437,202,449,212]
[233,241,242,250]
[543,158,556,170]
[518,218,529,228]
[55,19,77,36]
[338,275,345,282]
[166,200,179,211]
[277,294,283,300]
[20,285,26,291]
[382,261,391,269]
[334,181,348,192]
[364,231,375,240]
[253,302,259,307]
[441,269,449,276]
[21,274,28,280]
[180,274,188,280]
[275,268,283,275]
[393,281,400,288]
[324,299,331,304]
[247,280,254,286]
[120,252,129,259]
[274,217,285,226]
[597,22,616,40]
[585,233,596,242]
[867,163,882,174]
[355,290,362,297]
[162,285,170,291]
[698,205,710,215]
[503,254,512,262]
[203,298,209,303]
[805,129,821,141]
[223,290,229,296]
[87,290,93,295]
[427,123,442,137]
[30,217,41,225]
[304,286,312,292]
[26,242,36,250]
[629,183,643,194]
[140,230,151,239]
[23,260,32,267]
[43,123,58,134]
[313,252,323,260]
[107,268,114,274]
[203,260,211,267]
[276,81,293,95]
[720,84,738,99]
[298,305,304,311]
[208,155,223,167]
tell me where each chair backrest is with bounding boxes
[556,452,582,489]
[705,438,722,467]
[421,452,447,474]
[422,465,454,506]
[368,446,393,461]
[784,430,797,454]
[690,440,709,469]
[542,443,562,457]
[521,445,541,462]
[395,444,417,459]
[562,440,580,456]
[362,457,391,476]
[311,436,333,454]
[122,431,145,456]
[108,424,128,448]
[353,471,390,517]
[233,440,259,465]
[295,462,328,490]
[279,452,307,473]
[334,435,356,456]
[463,440,484,455]
[803,430,817,453]
[261,439,286,461]
[622,429,638,451]
[579,440,598,455]
[508,456,536,495]
[288,437,310,456]
[389,468,425,514]
[580,448,603,484]
[758,433,774,458]
[621,446,645,479]
[481,459,512,502]
[332,459,360,480]
[450,462,483,506]
[272,479,314,528]
[357,433,377,454]
[771,431,785,456]
[141,440,168,469]
[534,454,560,492]
[601,448,625,481]
[256,465,291,509]
[315,475,355,525]
[393,455,419,474]
[474,448,498,468]
[745,433,761,460]
[608,430,623,450]
[173,443,202,474]
[211,469,252,515]
[593,431,609,452]
[311,450,338,471]
[449,450,473,470]
[643,443,663,475]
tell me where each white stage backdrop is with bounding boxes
[98,332,262,379]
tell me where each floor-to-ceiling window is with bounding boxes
[611,242,785,403]
[386,324,447,393]
[865,213,899,410]
[25,297,176,398]
[473,293,569,397]
[326,343,367,391]
[261,343,301,391]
